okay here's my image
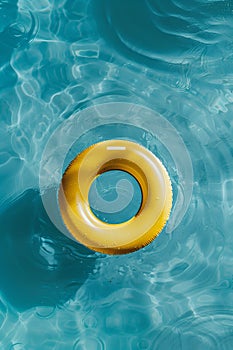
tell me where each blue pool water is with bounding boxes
[0,0,233,349]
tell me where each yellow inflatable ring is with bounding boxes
[59,140,172,255]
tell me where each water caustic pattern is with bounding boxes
[0,0,233,349]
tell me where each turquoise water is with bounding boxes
[0,0,233,349]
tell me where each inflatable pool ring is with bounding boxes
[59,140,172,254]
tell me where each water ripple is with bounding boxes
[0,10,38,50]
[96,0,233,67]
[154,307,233,349]
[0,0,233,348]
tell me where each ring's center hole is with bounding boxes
[88,170,142,224]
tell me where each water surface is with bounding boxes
[0,0,233,349]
